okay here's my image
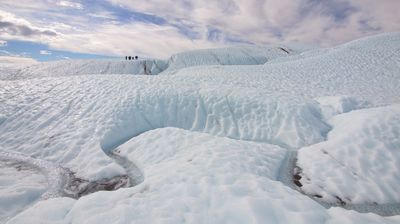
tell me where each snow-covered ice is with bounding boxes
[314,95,370,120]
[162,45,301,75]
[1,32,400,223]
[297,104,400,205]
[6,128,400,224]
[0,59,168,80]
[0,76,330,181]
[0,45,297,80]
[0,158,46,222]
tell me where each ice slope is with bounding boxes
[162,45,298,75]
[0,75,329,181]
[7,128,400,224]
[297,104,400,204]
[0,56,36,81]
[1,33,400,223]
[0,59,168,80]
[171,33,400,106]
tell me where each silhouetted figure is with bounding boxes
[135,56,138,60]
[128,56,131,60]
[125,56,127,60]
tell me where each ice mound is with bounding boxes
[162,45,300,75]
[297,104,400,204]
[171,33,400,106]
[100,87,330,151]
[0,59,168,80]
[0,76,328,181]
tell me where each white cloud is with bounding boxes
[57,1,83,10]
[107,0,400,47]
[49,22,221,58]
[0,40,6,46]
[40,50,52,55]
[0,9,57,42]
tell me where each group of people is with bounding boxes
[125,56,139,60]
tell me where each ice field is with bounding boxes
[0,33,400,223]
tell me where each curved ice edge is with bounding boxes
[278,150,400,216]
[0,150,142,200]
[107,150,144,187]
[0,150,67,199]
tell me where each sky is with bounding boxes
[0,0,399,61]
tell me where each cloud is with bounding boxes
[0,0,399,58]
[0,55,37,64]
[0,10,57,41]
[107,0,400,46]
[0,21,57,37]
[40,50,52,55]
[49,22,221,58]
[0,40,6,46]
[57,1,83,10]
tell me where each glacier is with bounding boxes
[0,33,400,223]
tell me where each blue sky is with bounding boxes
[0,40,115,61]
[0,0,399,61]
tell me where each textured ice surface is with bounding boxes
[0,59,168,80]
[163,45,299,75]
[7,128,400,224]
[171,33,400,106]
[0,76,330,180]
[0,45,298,80]
[5,128,317,223]
[297,104,400,204]
[0,151,69,199]
[0,158,46,223]
[315,95,369,120]
[1,33,400,223]
[0,114,6,125]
